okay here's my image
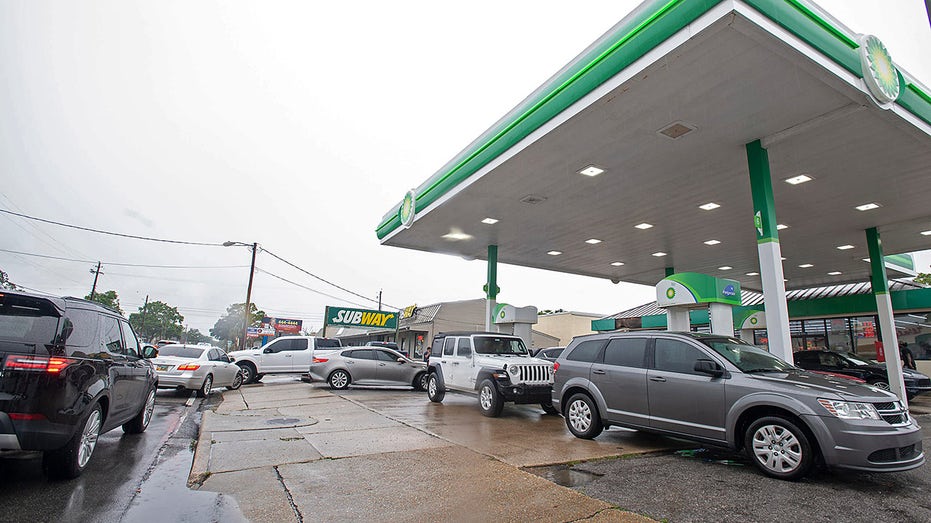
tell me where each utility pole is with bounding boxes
[241,242,258,351]
[140,295,149,341]
[377,289,382,311]
[89,262,103,300]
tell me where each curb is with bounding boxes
[188,410,213,488]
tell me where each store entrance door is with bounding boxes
[792,335,827,352]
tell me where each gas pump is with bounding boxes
[656,272,741,335]
[492,304,538,348]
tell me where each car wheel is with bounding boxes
[541,400,559,416]
[565,393,603,439]
[123,386,156,434]
[413,372,428,391]
[226,369,244,391]
[44,403,103,479]
[197,374,213,398]
[328,370,350,390]
[237,362,256,384]
[745,416,814,480]
[427,372,445,403]
[478,379,504,417]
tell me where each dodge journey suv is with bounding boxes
[552,331,924,480]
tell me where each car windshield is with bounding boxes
[837,352,872,366]
[473,336,528,355]
[157,346,206,359]
[699,337,795,373]
[316,338,341,348]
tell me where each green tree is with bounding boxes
[85,289,123,314]
[0,268,18,290]
[183,328,215,345]
[915,273,931,286]
[129,300,184,342]
[210,303,265,350]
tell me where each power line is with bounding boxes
[254,267,372,309]
[0,247,248,269]
[0,208,224,246]
[261,247,399,309]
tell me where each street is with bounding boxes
[0,388,244,523]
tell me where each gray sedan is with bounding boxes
[308,347,428,390]
[152,345,244,396]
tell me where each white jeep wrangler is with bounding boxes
[426,331,556,417]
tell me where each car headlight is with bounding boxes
[817,399,880,420]
[508,366,520,376]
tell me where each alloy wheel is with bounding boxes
[568,399,592,432]
[78,409,102,468]
[752,424,803,474]
[480,386,493,410]
[142,390,156,428]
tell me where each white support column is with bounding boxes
[758,242,792,362]
[667,308,690,332]
[709,302,735,336]
[867,227,906,404]
[485,298,496,332]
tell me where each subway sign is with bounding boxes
[325,306,397,329]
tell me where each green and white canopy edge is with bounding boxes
[376,0,931,403]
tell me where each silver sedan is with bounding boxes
[152,345,244,396]
[308,347,428,390]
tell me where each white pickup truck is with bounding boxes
[230,336,342,384]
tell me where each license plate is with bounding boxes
[156,365,170,372]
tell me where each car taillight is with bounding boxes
[312,357,328,363]
[553,362,559,373]
[4,355,76,374]
[177,363,200,371]
[8,413,46,421]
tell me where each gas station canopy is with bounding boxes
[377,0,931,293]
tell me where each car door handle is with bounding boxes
[285,354,292,357]
[592,369,606,375]
[452,362,459,365]
[378,363,386,367]
[649,376,667,382]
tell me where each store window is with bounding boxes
[852,316,879,358]
[895,312,931,360]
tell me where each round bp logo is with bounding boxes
[666,287,676,300]
[499,310,506,319]
[750,317,758,325]
[399,189,416,228]
[859,34,899,105]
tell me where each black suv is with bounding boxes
[793,350,931,399]
[0,291,158,478]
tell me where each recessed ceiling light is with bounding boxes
[699,202,721,211]
[836,244,855,250]
[610,261,625,267]
[652,252,667,257]
[776,224,789,230]
[856,202,881,211]
[718,266,733,271]
[442,230,473,241]
[798,263,814,268]
[781,257,787,261]
[784,174,813,185]
[520,194,547,205]
[657,121,696,139]
[863,258,871,262]
[746,272,759,276]
[578,165,605,177]
[828,271,843,276]
[703,239,721,245]
[481,218,499,225]
[585,238,602,244]
[547,250,562,256]
[921,230,931,236]
[635,223,654,230]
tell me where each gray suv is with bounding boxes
[552,331,924,480]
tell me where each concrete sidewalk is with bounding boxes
[190,380,667,522]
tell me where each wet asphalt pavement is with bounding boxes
[529,415,931,523]
[0,388,245,523]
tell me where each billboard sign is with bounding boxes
[325,307,397,329]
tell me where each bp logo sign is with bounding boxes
[859,34,899,105]
[399,189,416,228]
[750,317,758,325]
[666,287,676,299]
[499,309,506,319]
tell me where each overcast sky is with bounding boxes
[2,1,930,336]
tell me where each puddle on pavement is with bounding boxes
[536,466,603,487]
[674,447,745,467]
[122,447,248,523]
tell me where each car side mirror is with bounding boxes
[397,358,406,364]
[142,346,158,359]
[694,359,724,378]
[224,355,233,363]
[263,348,273,354]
